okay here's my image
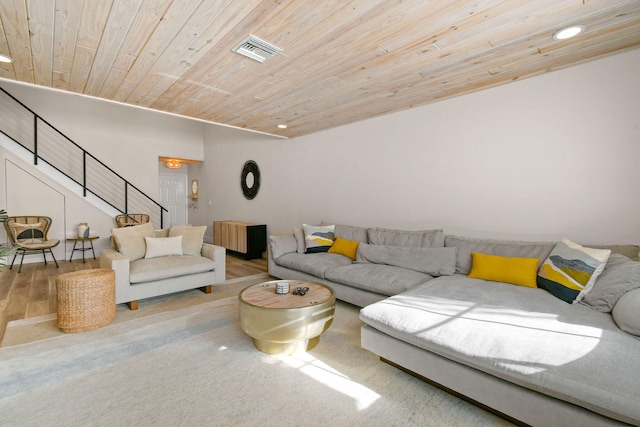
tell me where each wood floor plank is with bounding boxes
[0,253,267,342]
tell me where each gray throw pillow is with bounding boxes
[580,254,640,313]
[612,288,640,336]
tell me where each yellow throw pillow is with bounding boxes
[328,237,360,261]
[468,252,539,288]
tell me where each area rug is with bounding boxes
[0,292,513,426]
[0,273,272,347]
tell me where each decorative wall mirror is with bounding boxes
[189,179,199,200]
[241,160,260,200]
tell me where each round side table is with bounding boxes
[67,236,99,263]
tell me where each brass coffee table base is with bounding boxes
[238,280,335,355]
[253,336,320,355]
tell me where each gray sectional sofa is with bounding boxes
[268,223,640,426]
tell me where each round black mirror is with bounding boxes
[241,160,260,200]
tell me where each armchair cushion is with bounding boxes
[111,223,154,261]
[130,255,216,284]
[169,225,207,256]
[144,236,183,259]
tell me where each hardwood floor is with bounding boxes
[0,253,267,342]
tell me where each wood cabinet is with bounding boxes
[214,221,267,260]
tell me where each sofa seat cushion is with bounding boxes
[360,275,640,425]
[130,255,216,284]
[325,264,433,296]
[274,252,352,279]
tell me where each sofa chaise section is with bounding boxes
[360,276,640,426]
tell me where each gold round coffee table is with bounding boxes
[238,280,335,355]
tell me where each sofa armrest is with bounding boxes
[100,248,132,302]
[202,243,226,283]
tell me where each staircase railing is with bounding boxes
[0,87,166,228]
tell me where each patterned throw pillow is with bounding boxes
[303,224,335,253]
[537,239,611,303]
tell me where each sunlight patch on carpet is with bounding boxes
[279,351,380,410]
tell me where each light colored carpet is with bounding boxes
[0,275,513,427]
[1,273,272,347]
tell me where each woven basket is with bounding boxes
[56,269,116,333]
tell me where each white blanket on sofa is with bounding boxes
[359,275,640,425]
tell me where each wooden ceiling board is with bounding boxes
[52,0,84,90]
[146,0,317,113]
[1,0,33,83]
[83,0,143,96]
[0,14,16,80]
[25,0,54,87]
[185,1,573,131]
[67,1,112,92]
[0,0,639,138]
[110,0,201,103]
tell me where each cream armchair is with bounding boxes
[100,223,226,310]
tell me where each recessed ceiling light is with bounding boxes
[0,54,13,63]
[277,124,287,129]
[553,25,585,41]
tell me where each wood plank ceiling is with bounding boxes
[0,0,639,138]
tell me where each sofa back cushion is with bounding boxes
[321,222,369,243]
[169,225,206,256]
[357,243,455,276]
[269,234,298,259]
[111,222,155,261]
[445,235,555,275]
[368,227,444,248]
[580,253,640,312]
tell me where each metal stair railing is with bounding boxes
[0,87,167,228]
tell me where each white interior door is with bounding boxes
[159,174,187,228]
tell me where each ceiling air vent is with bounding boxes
[232,35,282,63]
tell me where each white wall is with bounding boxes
[0,79,205,199]
[0,79,206,261]
[1,49,638,248]
[199,48,640,245]
[1,143,116,263]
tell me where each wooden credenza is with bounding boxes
[213,221,267,260]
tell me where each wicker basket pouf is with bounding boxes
[56,269,116,333]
